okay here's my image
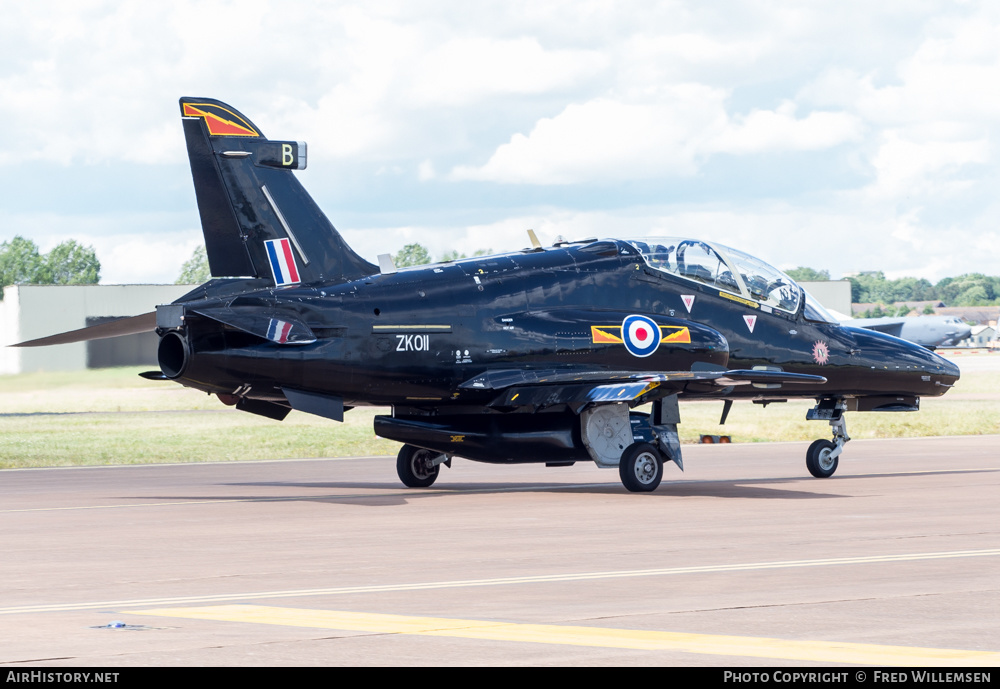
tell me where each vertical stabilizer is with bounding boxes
[180,97,376,285]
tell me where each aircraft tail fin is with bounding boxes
[179,97,376,285]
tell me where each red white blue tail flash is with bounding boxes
[622,314,661,357]
[265,238,300,286]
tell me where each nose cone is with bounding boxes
[920,345,961,391]
[845,327,960,396]
[900,337,961,396]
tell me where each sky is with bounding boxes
[2,0,999,284]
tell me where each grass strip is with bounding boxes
[0,363,996,469]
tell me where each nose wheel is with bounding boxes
[805,399,850,478]
[806,439,838,478]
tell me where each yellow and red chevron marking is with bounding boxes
[182,103,260,137]
[590,325,623,344]
[661,326,691,344]
[591,325,690,345]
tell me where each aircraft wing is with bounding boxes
[460,368,826,411]
[11,312,156,347]
[11,303,318,348]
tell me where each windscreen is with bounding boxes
[803,290,839,323]
[627,237,802,314]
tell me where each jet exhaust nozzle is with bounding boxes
[158,331,189,379]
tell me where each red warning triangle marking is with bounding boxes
[681,295,695,313]
[743,315,757,333]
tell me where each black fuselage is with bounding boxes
[162,240,959,410]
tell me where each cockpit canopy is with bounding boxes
[625,237,805,315]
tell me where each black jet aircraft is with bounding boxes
[16,97,961,492]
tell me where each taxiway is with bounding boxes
[2,436,998,666]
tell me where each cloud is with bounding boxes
[711,102,863,155]
[865,130,990,199]
[3,1,1000,285]
[451,87,730,183]
[94,232,203,284]
[451,93,861,184]
[417,160,436,181]
[854,15,1000,126]
[404,37,608,107]
[344,194,1000,284]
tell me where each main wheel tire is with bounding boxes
[806,439,839,478]
[396,444,441,488]
[618,442,664,492]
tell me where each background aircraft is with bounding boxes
[15,98,961,492]
[840,315,972,350]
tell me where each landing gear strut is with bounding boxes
[805,398,850,478]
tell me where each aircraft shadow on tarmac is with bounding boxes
[129,466,995,506]
[132,478,844,506]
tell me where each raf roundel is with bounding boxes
[621,314,662,358]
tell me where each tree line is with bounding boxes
[0,236,100,295]
[173,243,496,284]
[175,248,1000,307]
[786,267,1000,309]
[393,243,493,267]
[6,235,992,312]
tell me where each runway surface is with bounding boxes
[2,436,999,666]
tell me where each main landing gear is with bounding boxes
[618,442,665,492]
[805,398,851,478]
[396,444,450,488]
[579,399,682,493]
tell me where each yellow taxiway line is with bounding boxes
[131,604,1000,666]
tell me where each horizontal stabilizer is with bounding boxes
[11,312,156,348]
[188,305,316,345]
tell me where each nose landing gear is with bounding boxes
[806,398,850,478]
